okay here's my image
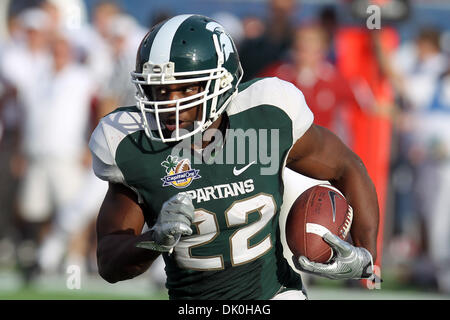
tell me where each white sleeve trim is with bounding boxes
[229,77,314,143]
[279,79,314,142]
[89,110,148,203]
[89,121,126,184]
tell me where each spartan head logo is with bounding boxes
[206,21,235,61]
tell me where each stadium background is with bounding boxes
[0,0,450,300]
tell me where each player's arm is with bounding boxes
[96,182,160,283]
[287,124,379,279]
[97,182,195,283]
[90,117,195,283]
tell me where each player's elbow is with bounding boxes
[97,257,120,283]
[96,243,125,283]
[99,269,119,284]
[96,248,148,283]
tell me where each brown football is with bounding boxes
[285,184,353,263]
[175,159,191,173]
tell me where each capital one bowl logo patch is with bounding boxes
[161,155,201,188]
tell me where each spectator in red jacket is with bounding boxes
[259,23,360,145]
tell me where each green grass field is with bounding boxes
[0,289,167,300]
[1,268,449,300]
[0,269,169,300]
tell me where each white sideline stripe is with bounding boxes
[149,14,193,65]
[306,223,330,237]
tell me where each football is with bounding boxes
[175,159,191,173]
[285,184,353,263]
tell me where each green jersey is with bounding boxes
[89,77,314,299]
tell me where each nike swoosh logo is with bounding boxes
[328,191,336,222]
[233,161,256,176]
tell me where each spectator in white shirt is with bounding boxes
[14,30,95,280]
[384,27,450,291]
[97,14,146,115]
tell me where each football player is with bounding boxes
[89,14,379,299]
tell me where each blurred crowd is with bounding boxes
[0,0,449,295]
[0,0,150,285]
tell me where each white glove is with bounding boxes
[292,232,379,281]
[136,193,195,252]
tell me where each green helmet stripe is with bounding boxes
[148,14,193,65]
[169,15,218,72]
